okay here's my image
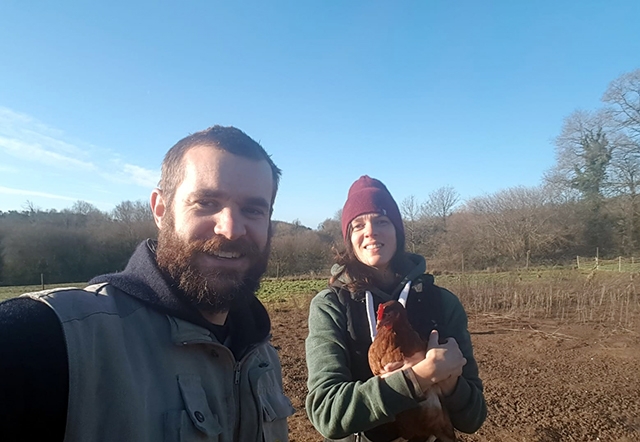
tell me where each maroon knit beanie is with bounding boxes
[341,175,405,241]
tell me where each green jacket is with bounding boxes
[24,283,293,442]
[305,254,486,441]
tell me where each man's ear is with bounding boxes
[150,188,166,229]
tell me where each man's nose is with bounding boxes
[213,208,246,240]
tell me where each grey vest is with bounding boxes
[24,283,294,442]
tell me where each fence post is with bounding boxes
[596,248,599,270]
[619,256,622,272]
[41,273,44,290]
[577,256,580,269]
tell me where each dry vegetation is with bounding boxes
[439,269,639,330]
[2,268,639,441]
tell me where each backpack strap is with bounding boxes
[404,273,444,340]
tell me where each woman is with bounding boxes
[305,176,486,442]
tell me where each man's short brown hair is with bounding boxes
[158,125,282,210]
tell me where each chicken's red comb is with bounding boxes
[377,303,385,321]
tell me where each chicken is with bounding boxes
[368,300,456,442]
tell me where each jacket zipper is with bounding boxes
[231,340,269,439]
[187,338,272,439]
[234,361,241,385]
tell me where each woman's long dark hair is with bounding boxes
[330,223,406,293]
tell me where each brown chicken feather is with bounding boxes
[368,300,456,442]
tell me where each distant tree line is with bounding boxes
[0,200,157,286]
[0,199,339,286]
[0,69,638,286]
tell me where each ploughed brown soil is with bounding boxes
[268,300,640,442]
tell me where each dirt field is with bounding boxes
[268,300,640,442]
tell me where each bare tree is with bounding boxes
[542,174,582,205]
[111,200,156,246]
[317,218,342,245]
[112,200,153,224]
[421,186,460,230]
[400,195,423,253]
[443,209,498,271]
[551,110,612,201]
[602,68,640,141]
[70,200,101,216]
[465,186,562,264]
[22,200,40,216]
[546,110,615,251]
[601,69,640,252]
[267,225,332,277]
[317,209,343,246]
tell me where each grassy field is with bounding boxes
[0,283,88,302]
[2,269,639,329]
[0,278,329,303]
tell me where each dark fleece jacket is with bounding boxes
[0,239,271,442]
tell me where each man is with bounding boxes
[0,126,293,441]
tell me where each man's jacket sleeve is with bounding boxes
[0,297,68,441]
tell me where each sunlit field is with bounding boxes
[0,278,328,303]
[3,268,638,329]
[438,268,640,329]
[0,283,87,302]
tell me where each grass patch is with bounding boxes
[0,279,328,304]
[0,283,88,302]
[258,278,328,302]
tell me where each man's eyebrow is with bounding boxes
[188,189,225,200]
[244,197,270,209]
[188,190,270,208]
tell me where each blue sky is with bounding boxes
[1,1,639,229]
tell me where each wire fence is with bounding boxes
[576,255,640,272]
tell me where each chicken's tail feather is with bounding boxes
[396,388,456,442]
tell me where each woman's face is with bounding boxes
[350,213,397,272]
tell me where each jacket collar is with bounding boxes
[89,239,271,357]
[331,252,427,302]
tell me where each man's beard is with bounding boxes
[156,218,270,314]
